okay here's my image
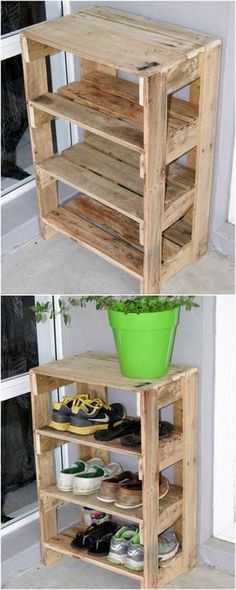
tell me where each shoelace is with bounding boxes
[61,394,88,406]
[72,397,112,412]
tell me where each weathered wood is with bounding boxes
[161,242,192,284]
[191,45,221,259]
[143,71,167,293]
[140,388,159,588]
[20,36,57,240]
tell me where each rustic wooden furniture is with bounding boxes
[30,351,198,589]
[21,7,221,292]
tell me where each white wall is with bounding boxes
[69,0,235,251]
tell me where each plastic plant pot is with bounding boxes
[108,308,180,379]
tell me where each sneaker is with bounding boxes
[72,462,122,495]
[97,471,135,503]
[69,398,127,435]
[125,532,144,571]
[56,457,104,491]
[49,394,89,431]
[114,478,142,509]
[107,526,138,565]
[158,529,179,561]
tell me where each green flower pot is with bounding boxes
[108,308,180,379]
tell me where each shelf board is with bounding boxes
[44,526,144,580]
[30,93,143,153]
[41,484,182,531]
[37,427,183,470]
[44,525,183,586]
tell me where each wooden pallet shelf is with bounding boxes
[30,352,198,589]
[21,6,220,292]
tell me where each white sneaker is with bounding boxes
[73,465,105,495]
[57,457,104,491]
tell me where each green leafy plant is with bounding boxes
[31,296,198,327]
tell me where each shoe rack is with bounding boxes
[30,351,198,589]
[20,7,221,293]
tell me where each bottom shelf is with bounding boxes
[44,525,183,586]
[42,194,192,282]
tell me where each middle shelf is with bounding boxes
[41,484,183,532]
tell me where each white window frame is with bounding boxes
[213,296,236,543]
[228,138,236,225]
[1,1,74,205]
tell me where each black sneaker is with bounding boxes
[69,398,127,435]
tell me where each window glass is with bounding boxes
[1,1,46,35]
[1,296,39,380]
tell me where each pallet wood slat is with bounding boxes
[21,5,221,292]
[30,353,197,588]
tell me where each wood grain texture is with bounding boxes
[20,36,57,240]
[143,71,167,293]
[191,45,221,259]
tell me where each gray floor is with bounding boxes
[1,234,235,295]
[3,558,234,589]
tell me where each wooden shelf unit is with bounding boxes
[30,352,198,589]
[20,7,221,293]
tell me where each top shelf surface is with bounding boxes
[30,351,197,391]
[21,6,220,76]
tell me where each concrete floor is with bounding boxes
[1,234,235,294]
[3,558,234,589]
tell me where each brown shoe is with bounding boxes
[97,471,135,503]
[114,479,142,509]
[159,474,169,499]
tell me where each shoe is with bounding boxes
[125,532,144,571]
[114,478,142,509]
[56,457,104,491]
[69,398,127,435]
[120,421,173,448]
[97,471,135,503]
[159,421,174,438]
[94,419,140,441]
[73,465,105,495]
[158,529,179,561]
[71,521,117,551]
[72,462,122,495]
[159,474,170,499]
[49,394,89,431]
[107,526,138,565]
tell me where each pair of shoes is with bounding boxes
[95,419,173,448]
[50,394,127,435]
[108,527,143,571]
[57,458,123,495]
[71,521,118,556]
[107,527,179,570]
[97,473,169,508]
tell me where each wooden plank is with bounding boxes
[32,373,73,395]
[38,154,143,223]
[20,35,59,61]
[42,207,144,279]
[191,45,221,259]
[140,387,159,588]
[143,71,167,293]
[159,431,183,470]
[174,373,198,572]
[30,372,61,566]
[164,218,192,247]
[166,56,200,94]
[85,132,140,168]
[30,353,193,391]
[30,92,143,153]
[64,195,141,251]
[157,550,184,587]
[20,36,57,240]
[45,532,143,580]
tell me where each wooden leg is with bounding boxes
[143,72,167,294]
[191,44,221,260]
[174,373,198,572]
[140,389,159,589]
[20,36,58,239]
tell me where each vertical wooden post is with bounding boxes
[174,372,198,572]
[20,35,58,239]
[143,71,167,294]
[140,388,159,589]
[191,43,221,260]
[30,372,61,565]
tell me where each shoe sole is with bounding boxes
[56,485,73,492]
[107,555,126,565]
[159,541,179,562]
[49,420,70,431]
[96,496,115,503]
[125,557,144,571]
[73,486,101,495]
[114,501,142,509]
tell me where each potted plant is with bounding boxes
[31,296,198,379]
